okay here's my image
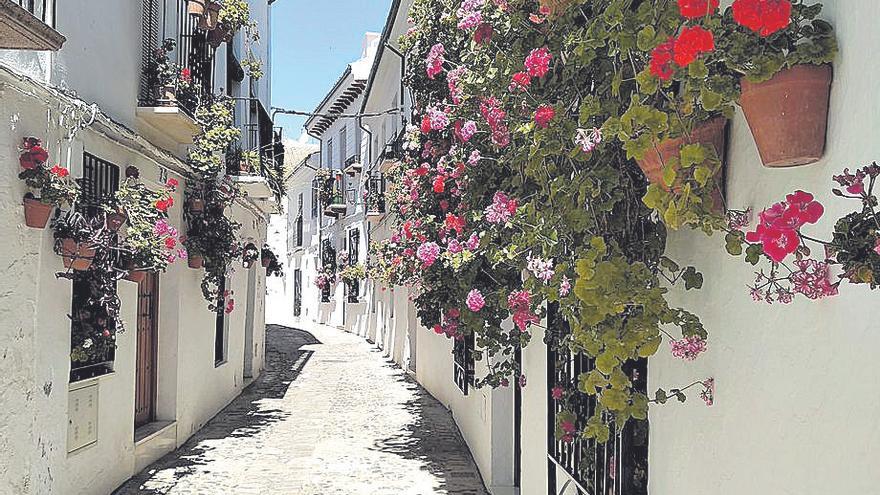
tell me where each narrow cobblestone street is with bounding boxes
[115,324,487,495]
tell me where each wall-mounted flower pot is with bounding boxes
[125,270,147,283]
[106,212,127,231]
[635,117,728,188]
[739,64,833,168]
[243,259,254,269]
[23,197,52,228]
[199,1,221,30]
[238,161,253,174]
[61,238,95,271]
[261,256,271,268]
[187,0,207,16]
[188,254,204,269]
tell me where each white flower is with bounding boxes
[82,338,93,349]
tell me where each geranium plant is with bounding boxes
[18,137,80,210]
[115,171,185,273]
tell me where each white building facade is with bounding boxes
[291,1,880,495]
[0,1,277,493]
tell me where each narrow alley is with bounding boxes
[114,325,487,495]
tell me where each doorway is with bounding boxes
[243,266,257,378]
[135,272,159,429]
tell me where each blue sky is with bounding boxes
[271,0,392,143]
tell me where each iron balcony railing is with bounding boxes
[139,0,215,114]
[366,172,386,215]
[14,0,55,25]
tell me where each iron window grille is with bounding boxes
[546,303,648,495]
[293,269,302,317]
[70,153,121,383]
[214,274,229,365]
[366,172,386,214]
[346,228,360,303]
[295,215,303,247]
[320,239,335,302]
[453,332,475,395]
[139,0,216,115]
[311,178,319,218]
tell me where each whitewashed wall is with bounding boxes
[650,1,880,493]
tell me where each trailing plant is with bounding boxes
[241,54,264,80]
[18,137,80,207]
[52,210,123,365]
[147,38,198,108]
[218,0,258,39]
[242,242,259,265]
[262,246,284,277]
[339,263,367,284]
[189,97,241,182]
[726,163,880,301]
[380,0,837,448]
[114,171,185,272]
[184,178,242,311]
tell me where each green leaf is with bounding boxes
[654,388,668,405]
[638,335,661,357]
[636,26,656,51]
[679,144,706,168]
[688,59,708,79]
[682,266,703,290]
[599,388,629,411]
[694,165,712,187]
[596,351,618,374]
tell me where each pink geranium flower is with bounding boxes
[524,47,552,78]
[466,289,485,312]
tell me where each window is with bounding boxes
[546,303,648,494]
[214,275,229,365]
[70,153,120,383]
[311,178,319,218]
[293,269,302,317]
[320,239,335,303]
[339,126,347,166]
[453,333,475,395]
[326,138,333,170]
[346,228,360,303]
[296,193,304,247]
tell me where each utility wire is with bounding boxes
[271,106,401,120]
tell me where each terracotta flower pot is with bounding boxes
[208,25,230,48]
[261,256,271,268]
[188,255,204,269]
[243,259,254,269]
[199,1,221,30]
[739,64,833,168]
[187,0,207,16]
[239,161,252,174]
[635,117,728,188]
[126,270,147,283]
[106,212,127,231]
[61,238,95,271]
[23,197,52,228]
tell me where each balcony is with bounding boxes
[136,0,215,149]
[226,147,273,200]
[365,172,386,219]
[378,130,405,172]
[320,171,346,218]
[0,0,65,51]
[343,155,362,176]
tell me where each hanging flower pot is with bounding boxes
[188,254,204,269]
[261,255,271,268]
[199,1,221,30]
[60,238,96,271]
[208,24,230,48]
[23,196,52,228]
[126,270,147,283]
[739,64,833,168]
[106,211,127,231]
[635,117,728,187]
[187,0,207,16]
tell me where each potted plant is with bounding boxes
[18,138,80,228]
[339,263,366,285]
[242,242,259,268]
[115,175,183,281]
[187,0,207,16]
[52,211,100,271]
[187,248,205,269]
[199,0,222,30]
[716,1,837,167]
[261,245,277,268]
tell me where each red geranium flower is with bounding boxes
[155,197,174,212]
[50,165,70,177]
[784,190,824,225]
[650,38,676,81]
[509,71,531,92]
[673,26,715,67]
[732,0,791,37]
[524,47,552,79]
[433,175,446,194]
[420,115,432,134]
[746,224,799,262]
[445,213,466,234]
[165,237,177,249]
[166,178,179,189]
[534,105,555,128]
[677,0,719,19]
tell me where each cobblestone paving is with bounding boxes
[114,324,488,495]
